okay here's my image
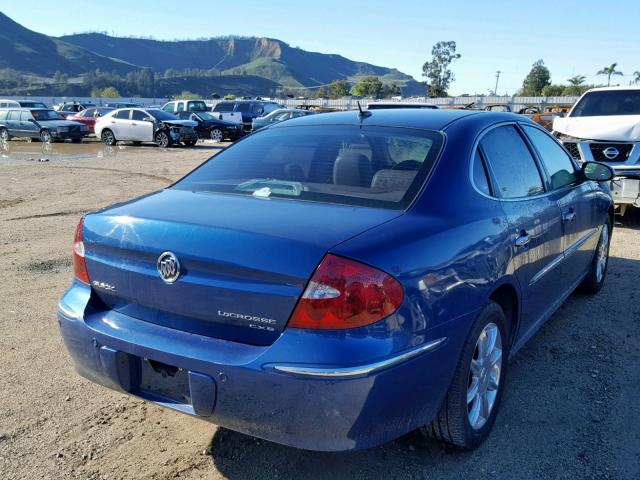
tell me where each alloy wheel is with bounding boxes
[156,132,169,148]
[210,129,223,142]
[596,224,609,283]
[467,322,502,430]
[102,130,115,145]
[40,130,51,143]
[0,128,8,141]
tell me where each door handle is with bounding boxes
[111,121,115,124]
[131,122,137,125]
[562,209,576,222]
[514,231,531,248]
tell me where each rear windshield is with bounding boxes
[173,125,443,209]
[186,101,208,111]
[571,90,640,117]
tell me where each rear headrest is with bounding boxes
[370,169,417,191]
[333,152,372,187]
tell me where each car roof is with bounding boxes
[586,86,640,93]
[269,108,525,131]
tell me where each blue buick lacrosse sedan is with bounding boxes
[58,109,614,451]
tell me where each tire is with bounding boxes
[40,129,52,143]
[579,220,611,294]
[0,127,9,141]
[423,301,509,449]
[209,128,223,142]
[101,129,116,146]
[155,131,170,148]
[184,139,197,147]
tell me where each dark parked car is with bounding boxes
[103,102,141,109]
[0,108,88,142]
[66,107,114,133]
[212,100,281,130]
[58,110,614,452]
[53,102,97,117]
[251,108,314,131]
[0,99,48,109]
[176,111,244,141]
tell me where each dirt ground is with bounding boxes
[1,139,639,480]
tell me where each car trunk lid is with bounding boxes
[82,189,400,345]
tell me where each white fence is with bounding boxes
[3,95,580,112]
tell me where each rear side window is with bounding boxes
[236,103,251,113]
[480,125,544,199]
[472,150,491,196]
[20,111,34,121]
[173,125,444,209]
[114,110,131,120]
[213,102,233,112]
[522,125,577,190]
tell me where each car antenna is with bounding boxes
[357,101,371,119]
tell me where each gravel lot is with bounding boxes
[1,139,639,480]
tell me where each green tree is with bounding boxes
[521,60,551,96]
[328,79,350,98]
[352,76,383,97]
[223,94,236,100]
[597,63,623,87]
[633,71,640,85]
[567,75,586,86]
[422,41,461,97]
[91,86,120,98]
[541,84,565,96]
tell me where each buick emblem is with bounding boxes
[602,146,619,160]
[157,251,181,283]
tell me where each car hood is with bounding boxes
[553,115,640,141]
[203,119,238,127]
[37,119,85,127]
[163,119,198,127]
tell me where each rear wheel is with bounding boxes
[101,129,116,146]
[0,127,9,141]
[210,128,223,142]
[40,129,52,143]
[423,301,508,449]
[579,221,611,294]
[155,131,170,148]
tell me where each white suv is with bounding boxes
[553,86,640,214]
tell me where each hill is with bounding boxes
[60,33,422,92]
[0,12,425,96]
[0,12,135,76]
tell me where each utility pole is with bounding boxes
[494,70,501,96]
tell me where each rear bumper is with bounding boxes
[57,282,464,451]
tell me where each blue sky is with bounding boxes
[3,0,639,95]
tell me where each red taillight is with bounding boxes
[73,217,90,284]
[288,254,404,330]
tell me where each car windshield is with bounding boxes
[173,125,443,209]
[571,90,640,117]
[31,109,63,120]
[148,109,178,121]
[187,101,208,111]
[197,112,215,120]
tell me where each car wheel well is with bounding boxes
[489,284,518,347]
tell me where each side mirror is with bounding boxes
[582,161,614,182]
[93,112,101,118]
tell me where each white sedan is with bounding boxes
[95,108,199,147]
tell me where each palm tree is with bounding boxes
[567,75,586,86]
[634,71,640,85]
[597,63,623,87]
